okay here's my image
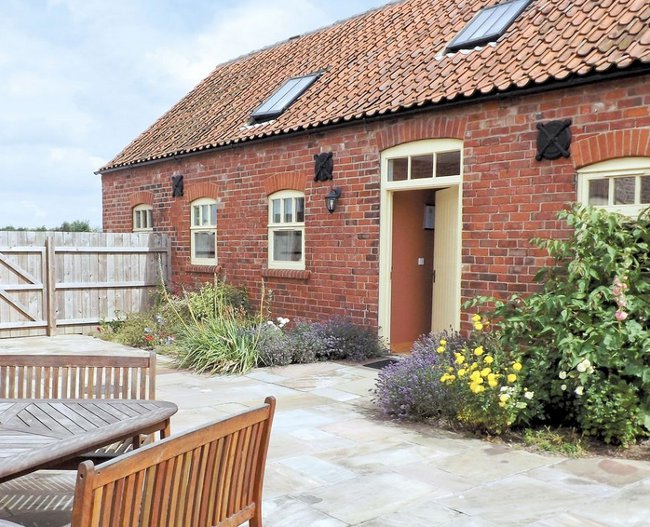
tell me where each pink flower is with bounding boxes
[615,310,628,321]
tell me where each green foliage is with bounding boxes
[373,331,464,420]
[258,317,388,367]
[58,220,92,232]
[102,278,385,375]
[438,316,542,435]
[174,303,260,375]
[99,311,161,349]
[1,220,93,232]
[522,427,586,457]
[468,204,650,444]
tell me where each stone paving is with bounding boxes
[1,335,650,526]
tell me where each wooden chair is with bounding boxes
[0,397,276,527]
[0,352,158,527]
[0,352,156,401]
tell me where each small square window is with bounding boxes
[412,155,434,179]
[588,179,609,206]
[614,177,636,205]
[436,151,462,177]
[388,158,408,182]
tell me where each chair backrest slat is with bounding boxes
[0,353,156,400]
[71,397,275,527]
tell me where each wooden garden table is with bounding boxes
[0,399,177,483]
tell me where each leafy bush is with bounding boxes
[99,311,166,349]
[259,317,388,366]
[437,315,542,434]
[468,204,650,444]
[373,331,463,420]
[174,304,260,375]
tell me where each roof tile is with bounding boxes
[102,0,650,171]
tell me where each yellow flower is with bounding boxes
[484,355,494,364]
[454,353,466,365]
[512,362,523,372]
[440,339,447,346]
[470,362,479,371]
[472,314,481,322]
[480,367,491,378]
[498,401,506,408]
[447,366,454,373]
[474,322,484,331]
[499,394,510,403]
[507,373,517,383]
[458,368,467,377]
[469,370,481,382]
[469,382,482,393]
[474,346,484,356]
[436,346,445,354]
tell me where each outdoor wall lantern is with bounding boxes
[325,187,342,213]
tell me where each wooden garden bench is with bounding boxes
[0,352,156,401]
[0,397,276,527]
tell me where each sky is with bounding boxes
[0,0,390,230]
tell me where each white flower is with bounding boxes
[515,401,528,409]
[575,386,584,396]
[561,384,567,391]
[559,371,567,379]
[524,391,534,400]
[276,317,290,328]
[576,359,591,373]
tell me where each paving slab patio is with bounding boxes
[1,335,649,526]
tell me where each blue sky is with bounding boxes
[0,0,390,229]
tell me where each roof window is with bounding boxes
[251,73,320,123]
[446,0,532,53]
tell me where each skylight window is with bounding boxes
[251,73,320,123]
[446,0,532,53]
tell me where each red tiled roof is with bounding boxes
[101,0,650,172]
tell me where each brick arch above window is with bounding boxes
[263,173,307,196]
[128,191,154,207]
[573,129,650,169]
[185,182,220,202]
[376,116,467,152]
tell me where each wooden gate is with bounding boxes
[0,232,170,338]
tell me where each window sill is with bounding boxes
[186,264,222,274]
[261,268,311,281]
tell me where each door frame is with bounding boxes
[378,139,463,345]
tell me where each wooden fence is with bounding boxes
[0,232,170,338]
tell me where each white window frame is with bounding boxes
[132,204,153,232]
[190,198,218,265]
[268,190,305,270]
[382,138,463,191]
[577,157,650,217]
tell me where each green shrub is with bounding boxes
[99,311,163,349]
[469,204,650,444]
[373,331,463,420]
[259,317,388,366]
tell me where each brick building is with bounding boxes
[99,0,650,351]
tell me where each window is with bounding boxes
[446,0,532,53]
[386,148,462,183]
[251,73,320,123]
[133,204,153,232]
[190,198,218,265]
[268,190,305,269]
[578,158,650,216]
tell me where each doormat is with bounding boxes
[363,358,400,370]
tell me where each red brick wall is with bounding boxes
[102,75,650,329]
